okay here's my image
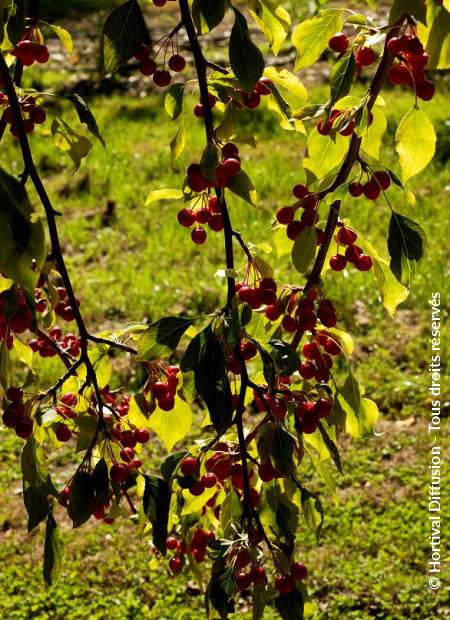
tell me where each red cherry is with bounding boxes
[153,70,171,87]
[35,44,49,64]
[59,486,70,507]
[299,361,316,380]
[274,575,296,593]
[388,63,411,86]
[251,566,267,584]
[345,244,363,263]
[209,214,224,231]
[166,536,179,551]
[201,472,218,488]
[302,193,318,210]
[328,32,349,54]
[293,184,308,199]
[120,447,135,462]
[222,157,241,176]
[330,254,347,271]
[291,562,308,580]
[277,206,294,225]
[314,398,332,418]
[337,227,357,245]
[282,315,298,333]
[29,107,46,125]
[195,208,211,224]
[354,254,373,271]
[140,58,157,76]
[110,463,129,484]
[286,220,304,240]
[303,342,320,360]
[177,208,195,227]
[416,80,435,101]
[356,46,377,66]
[242,91,260,109]
[158,393,175,411]
[236,572,252,591]
[363,179,381,200]
[15,417,33,439]
[265,304,281,321]
[349,181,363,197]
[191,227,207,245]
[180,456,199,476]
[374,170,391,190]
[153,0,167,6]
[323,338,341,356]
[254,78,273,95]
[151,382,169,399]
[300,208,317,227]
[189,480,205,496]
[6,386,23,402]
[135,428,150,444]
[235,549,251,570]
[168,54,186,72]
[169,556,183,574]
[134,44,150,61]
[387,37,403,56]
[55,424,72,442]
[194,103,204,118]
[222,142,239,158]
[258,461,276,483]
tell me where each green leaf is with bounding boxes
[51,117,93,172]
[424,7,450,69]
[304,130,348,180]
[145,188,184,205]
[361,106,387,160]
[170,121,186,171]
[298,484,324,540]
[387,212,425,286]
[137,316,194,361]
[143,475,171,555]
[23,483,50,532]
[206,564,236,618]
[229,7,265,92]
[67,471,95,528]
[396,107,436,183]
[180,324,233,434]
[267,339,300,376]
[318,423,343,475]
[340,370,361,414]
[252,580,267,620]
[329,50,356,107]
[248,0,291,56]
[192,0,227,34]
[21,438,57,495]
[165,83,185,121]
[271,426,296,476]
[227,169,257,206]
[92,459,110,504]
[275,588,305,619]
[100,0,149,74]
[160,451,187,483]
[200,142,221,183]
[292,9,343,71]
[0,168,45,295]
[65,93,105,147]
[291,226,317,274]
[48,24,74,54]
[220,490,242,536]
[149,397,193,453]
[43,510,65,589]
[389,0,427,25]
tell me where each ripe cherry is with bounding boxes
[303,342,320,360]
[251,566,267,584]
[201,472,218,488]
[236,572,252,591]
[258,461,276,483]
[276,206,294,225]
[282,315,298,333]
[388,63,411,86]
[354,254,373,271]
[166,536,179,551]
[135,428,151,444]
[387,37,403,56]
[314,398,332,418]
[29,107,46,125]
[169,556,183,574]
[180,456,199,476]
[291,562,308,580]
[286,220,304,240]
[209,214,224,231]
[153,70,171,87]
[254,78,273,95]
[323,337,341,356]
[363,179,381,200]
[337,227,357,245]
[374,170,391,190]
[243,91,260,109]
[35,44,50,64]
[194,103,204,118]
[222,158,241,176]
[189,480,205,496]
[356,47,377,66]
[299,361,316,380]
[293,183,308,199]
[55,424,72,442]
[158,393,175,410]
[168,54,186,72]
[6,386,23,402]
[330,254,347,271]
[416,80,435,101]
[110,463,129,484]
[140,58,157,76]
[328,32,349,54]
[274,575,295,593]
[15,417,33,439]
[349,181,363,197]
[345,244,363,263]
[191,227,207,244]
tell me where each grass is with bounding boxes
[0,69,449,619]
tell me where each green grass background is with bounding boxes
[0,9,449,619]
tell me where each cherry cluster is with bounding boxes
[349,169,391,201]
[329,225,373,272]
[387,32,434,100]
[317,107,373,138]
[2,387,33,439]
[0,287,33,350]
[166,528,215,572]
[235,273,278,310]
[328,32,377,73]
[144,363,180,411]
[59,482,116,524]
[1,94,46,137]
[277,183,324,242]
[29,327,81,358]
[133,40,186,87]
[177,194,224,245]
[11,32,49,67]
[34,282,77,323]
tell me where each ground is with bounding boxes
[0,13,449,620]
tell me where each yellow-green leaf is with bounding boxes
[48,24,73,54]
[292,9,343,71]
[361,106,387,160]
[149,396,193,453]
[248,0,291,56]
[396,106,436,183]
[170,121,185,171]
[304,130,348,180]
[51,117,92,172]
[145,189,184,205]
